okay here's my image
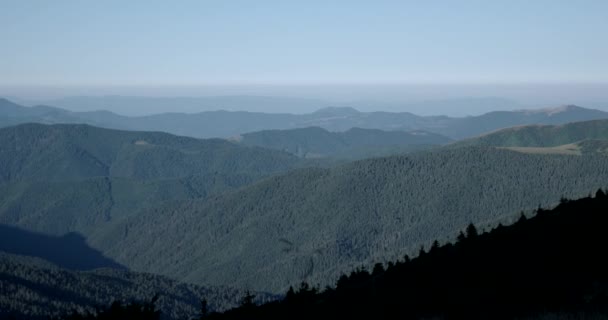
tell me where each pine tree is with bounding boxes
[466,223,478,238]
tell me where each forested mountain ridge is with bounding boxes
[454,118,608,148]
[236,126,451,159]
[0,123,304,237]
[0,123,301,183]
[96,147,608,293]
[205,191,608,319]
[0,253,275,320]
[3,98,608,139]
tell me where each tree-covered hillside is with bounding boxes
[454,119,608,148]
[0,123,301,183]
[0,124,305,236]
[237,126,451,159]
[0,253,274,320]
[97,147,608,293]
[205,191,608,319]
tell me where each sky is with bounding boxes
[1,0,608,86]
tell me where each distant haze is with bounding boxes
[3,83,608,116]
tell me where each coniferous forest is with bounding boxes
[200,190,608,319]
[6,190,606,320]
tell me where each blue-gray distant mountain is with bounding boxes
[3,98,608,139]
[237,126,452,159]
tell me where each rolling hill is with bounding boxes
[235,126,451,159]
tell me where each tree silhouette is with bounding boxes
[457,231,466,243]
[239,290,256,309]
[372,262,385,276]
[466,223,478,238]
[197,299,208,319]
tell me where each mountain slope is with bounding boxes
[0,123,301,183]
[208,191,608,319]
[96,147,608,293]
[0,123,304,237]
[453,119,608,148]
[237,127,451,159]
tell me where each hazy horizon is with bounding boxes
[3,83,608,116]
[2,1,607,115]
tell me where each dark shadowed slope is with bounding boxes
[206,191,608,319]
[0,224,124,270]
[0,253,275,320]
[237,126,451,159]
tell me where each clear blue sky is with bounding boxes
[1,0,607,86]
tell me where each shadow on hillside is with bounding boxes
[0,224,126,271]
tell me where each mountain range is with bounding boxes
[3,97,608,139]
[2,123,608,294]
[4,97,608,318]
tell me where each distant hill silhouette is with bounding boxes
[0,224,124,270]
[3,97,608,139]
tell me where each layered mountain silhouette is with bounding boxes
[3,98,608,139]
